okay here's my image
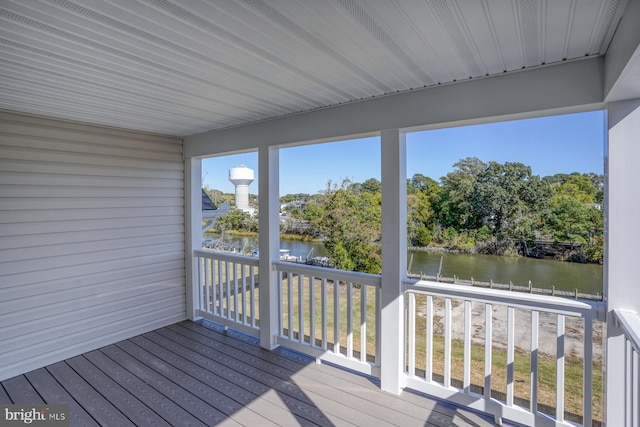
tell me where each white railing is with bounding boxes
[194,249,260,337]
[273,261,381,377]
[193,250,612,425]
[613,309,640,427]
[403,278,606,427]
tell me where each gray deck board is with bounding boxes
[1,320,497,426]
[114,340,268,427]
[167,324,420,426]
[47,361,134,427]
[65,355,170,427]
[303,361,483,426]
[155,327,339,425]
[3,375,44,404]
[195,323,479,427]
[129,335,307,426]
[99,344,234,426]
[175,321,486,426]
[0,383,12,404]
[24,368,99,427]
[141,331,328,426]
[83,350,207,427]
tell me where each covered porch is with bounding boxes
[1,1,640,426]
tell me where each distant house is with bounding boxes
[202,188,218,211]
[202,189,230,233]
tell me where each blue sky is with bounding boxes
[202,110,605,195]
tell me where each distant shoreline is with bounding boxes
[409,242,602,265]
[209,231,600,265]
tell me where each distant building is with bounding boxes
[229,165,255,214]
[202,189,229,233]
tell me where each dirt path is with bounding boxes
[421,299,604,362]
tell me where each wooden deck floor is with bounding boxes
[1,320,499,426]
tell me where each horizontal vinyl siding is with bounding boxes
[0,111,186,381]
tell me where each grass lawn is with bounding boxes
[204,263,602,424]
[278,275,603,423]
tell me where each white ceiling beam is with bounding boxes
[604,0,640,103]
[184,57,603,158]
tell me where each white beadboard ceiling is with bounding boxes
[0,0,627,137]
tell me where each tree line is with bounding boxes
[207,157,604,274]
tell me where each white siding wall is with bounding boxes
[0,112,186,381]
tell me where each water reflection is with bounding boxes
[408,251,603,294]
[204,234,603,294]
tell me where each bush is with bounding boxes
[475,238,518,256]
[585,235,604,264]
[414,226,433,246]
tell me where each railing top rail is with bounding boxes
[273,261,381,288]
[404,278,606,320]
[614,309,640,353]
[193,249,259,266]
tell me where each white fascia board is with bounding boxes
[604,0,640,103]
[184,57,604,158]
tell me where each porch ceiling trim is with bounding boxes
[604,0,640,102]
[184,57,604,158]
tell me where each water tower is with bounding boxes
[229,165,254,212]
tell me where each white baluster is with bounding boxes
[463,300,471,393]
[556,314,565,422]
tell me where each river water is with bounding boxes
[205,234,603,294]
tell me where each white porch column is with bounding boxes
[185,157,202,321]
[258,145,280,349]
[380,129,407,394]
[605,98,640,426]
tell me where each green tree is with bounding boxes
[543,173,604,258]
[408,190,435,246]
[409,174,439,195]
[586,172,604,204]
[551,173,598,204]
[314,179,382,273]
[204,187,234,206]
[546,199,593,245]
[585,234,604,263]
[437,157,487,229]
[214,209,258,233]
[471,161,551,240]
[360,178,382,194]
[301,198,324,224]
[406,174,441,246]
[280,193,312,204]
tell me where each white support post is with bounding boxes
[605,99,640,426]
[380,129,407,394]
[258,146,280,350]
[185,157,202,321]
